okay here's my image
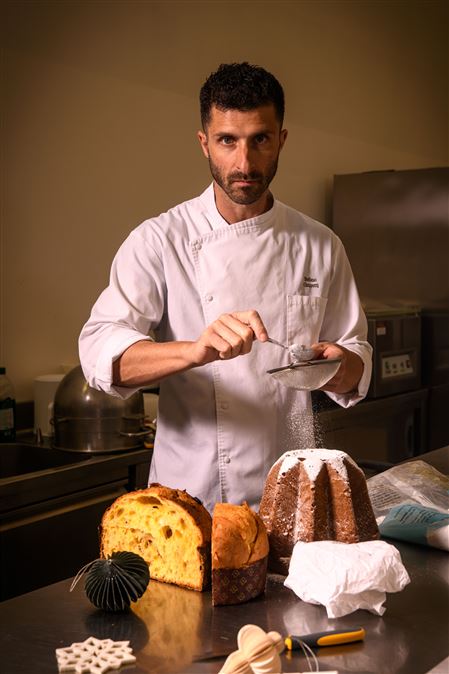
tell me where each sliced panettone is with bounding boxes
[212,502,269,605]
[99,484,212,591]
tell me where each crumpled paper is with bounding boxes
[284,540,410,618]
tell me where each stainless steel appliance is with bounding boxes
[421,310,449,450]
[332,166,449,453]
[314,388,427,468]
[52,366,150,453]
[332,167,449,311]
[365,306,421,398]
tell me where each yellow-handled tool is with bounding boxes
[285,627,365,650]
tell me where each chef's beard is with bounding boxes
[208,157,279,205]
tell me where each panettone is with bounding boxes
[99,484,212,591]
[212,502,269,606]
[259,448,379,574]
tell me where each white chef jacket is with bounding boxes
[79,184,372,513]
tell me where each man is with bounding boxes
[79,62,372,513]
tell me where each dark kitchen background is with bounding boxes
[2,0,447,403]
[2,0,448,456]
[1,0,448,601]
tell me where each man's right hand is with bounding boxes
[189,310,269,366]
[113,310,268,388]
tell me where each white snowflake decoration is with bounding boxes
[55,636,136,674]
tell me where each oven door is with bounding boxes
[315,389,428,473]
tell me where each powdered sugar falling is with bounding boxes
[278,448,353,483]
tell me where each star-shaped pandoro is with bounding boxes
[55,636,136,674]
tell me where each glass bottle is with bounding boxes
[0,367,16,442]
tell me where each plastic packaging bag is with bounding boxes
[367,461,449,551]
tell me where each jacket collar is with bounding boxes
[199,183,277,231]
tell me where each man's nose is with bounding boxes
[235,141,253,173]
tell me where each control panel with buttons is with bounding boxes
[381,353,414,379]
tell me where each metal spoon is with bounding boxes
[267,337,316,362]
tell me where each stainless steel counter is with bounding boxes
[1,449,448,674]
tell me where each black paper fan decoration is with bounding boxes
[72,551,150,612]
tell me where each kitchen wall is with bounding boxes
[2,0,448,401]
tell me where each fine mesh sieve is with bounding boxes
[267,358,341,390]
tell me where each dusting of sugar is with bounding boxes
[279,451,302,475]
[277,448,350,483]
[283,403,321,451]
[278,399,353,482]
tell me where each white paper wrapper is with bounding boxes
[284,540,410,618]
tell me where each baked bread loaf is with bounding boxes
[259,448,379,574]
[212,502,269,606]
[100,484,212,591]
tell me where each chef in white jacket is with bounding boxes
[79,62,372,514]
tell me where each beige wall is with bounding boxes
[2,0,448,400]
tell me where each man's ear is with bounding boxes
[279,128,288,151]
[197,130,209,159]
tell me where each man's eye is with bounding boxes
[220,136,234,145]
[254,134,268,144]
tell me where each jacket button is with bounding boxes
[223,456,231,464]
[205,294,213,303]
[220,401,229,410]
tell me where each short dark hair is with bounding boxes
[199,62,285,129]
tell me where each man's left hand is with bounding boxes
[311,342,364,394]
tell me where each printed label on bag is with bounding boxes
[380,503,449,550]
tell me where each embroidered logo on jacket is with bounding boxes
[303,275,319,288]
